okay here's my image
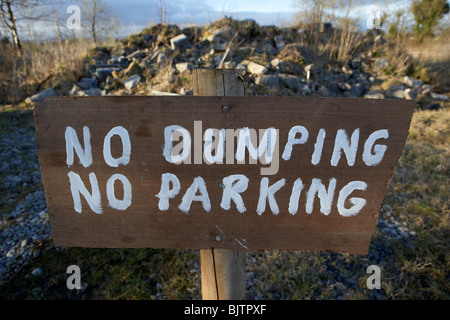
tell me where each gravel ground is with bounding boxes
[0,124,51,282]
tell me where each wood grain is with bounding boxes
[34,95,414,254]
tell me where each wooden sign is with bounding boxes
[34,96,413,254]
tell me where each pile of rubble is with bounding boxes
[27,18,448,110]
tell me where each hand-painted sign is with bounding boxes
[34,96,413,254]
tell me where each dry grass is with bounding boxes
[0,38,117,104]
[401,33,450,92]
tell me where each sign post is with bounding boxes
[34,77,414,300]
[193,69,247,300]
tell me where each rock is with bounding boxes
[279,73,302,92]
[274,35,285,51]
[403,76,423,88]
[126,50,145,60]
[77,77,97,90]
[319,22,333,33]
[404,87,420,100]
[270,58,283,68]
[156,51,169,65]
[374,35,387,45]
[255,74,279,89]
[69,85,79,96]
[389,85,405,91]
[125,61,143,76]
[364,91,385,99]
[318,85,337,97]
[96,67,121,82]
[430,92,449,101]
[109,55,130,68]
[170,34,190,51]
[204,27,232,43]
[262,43,278,56]
[31,267,42,276]
[342,65,353,75]
[175,62,193,74]
[422,103,440,110]
[123,75,141,90]
[301,84,311,95]
[82,88,102,96]
[421,84,433,96]
[246,272,255,281]
[385,89,405,99]
[212,42,227,51]
[373,58,389,73]
[346,81,368,97]
[87,64,96,77]
[247,61,268,75]
[26,88,56,103]
[179,88,193,95]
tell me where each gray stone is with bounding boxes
[123,75,141,90]
[179,88,193,95]
[430,92,449,101]
[255,74,279,89]
[69,85,79,96]
[26,88,56,103]
[318,85,336,97]
[385,89,405,99]
[403,76,423,88]
[263,43,278,56]
[31,267,42,276]
[270,58,283,68]
[170,34,190,51]
[204,27,232,43]
[342,65,353,75]
[77,77,97,90]
[319,22,333,33]
[301,84,311,95]
[375,35,387,45]
[404,87,420,100]
[247,61,268,75]
[82,88,102,96]
[212,42,227,51]
[126,50,144,60]
[364,91,385,99]
[96,67,121,82]
[274,35,285,51]
[373,58,389,73]
[389,85,405,91]
[156,52,169,64]
[175,62,193,74]
[279,73,302,92]
[421,84,433,96]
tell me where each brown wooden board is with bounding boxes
[34,96,414,254]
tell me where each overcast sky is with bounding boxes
[10,0,430,40]
[108,0,297,33]
[105,0,415,35]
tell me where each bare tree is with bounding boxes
[1,0,23,50]
[158,0,169,24]
[79,0,116,43]
[0,0,58,51]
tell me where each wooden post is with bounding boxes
[193,68,247,300]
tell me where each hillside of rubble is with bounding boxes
[15,17,449,109]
